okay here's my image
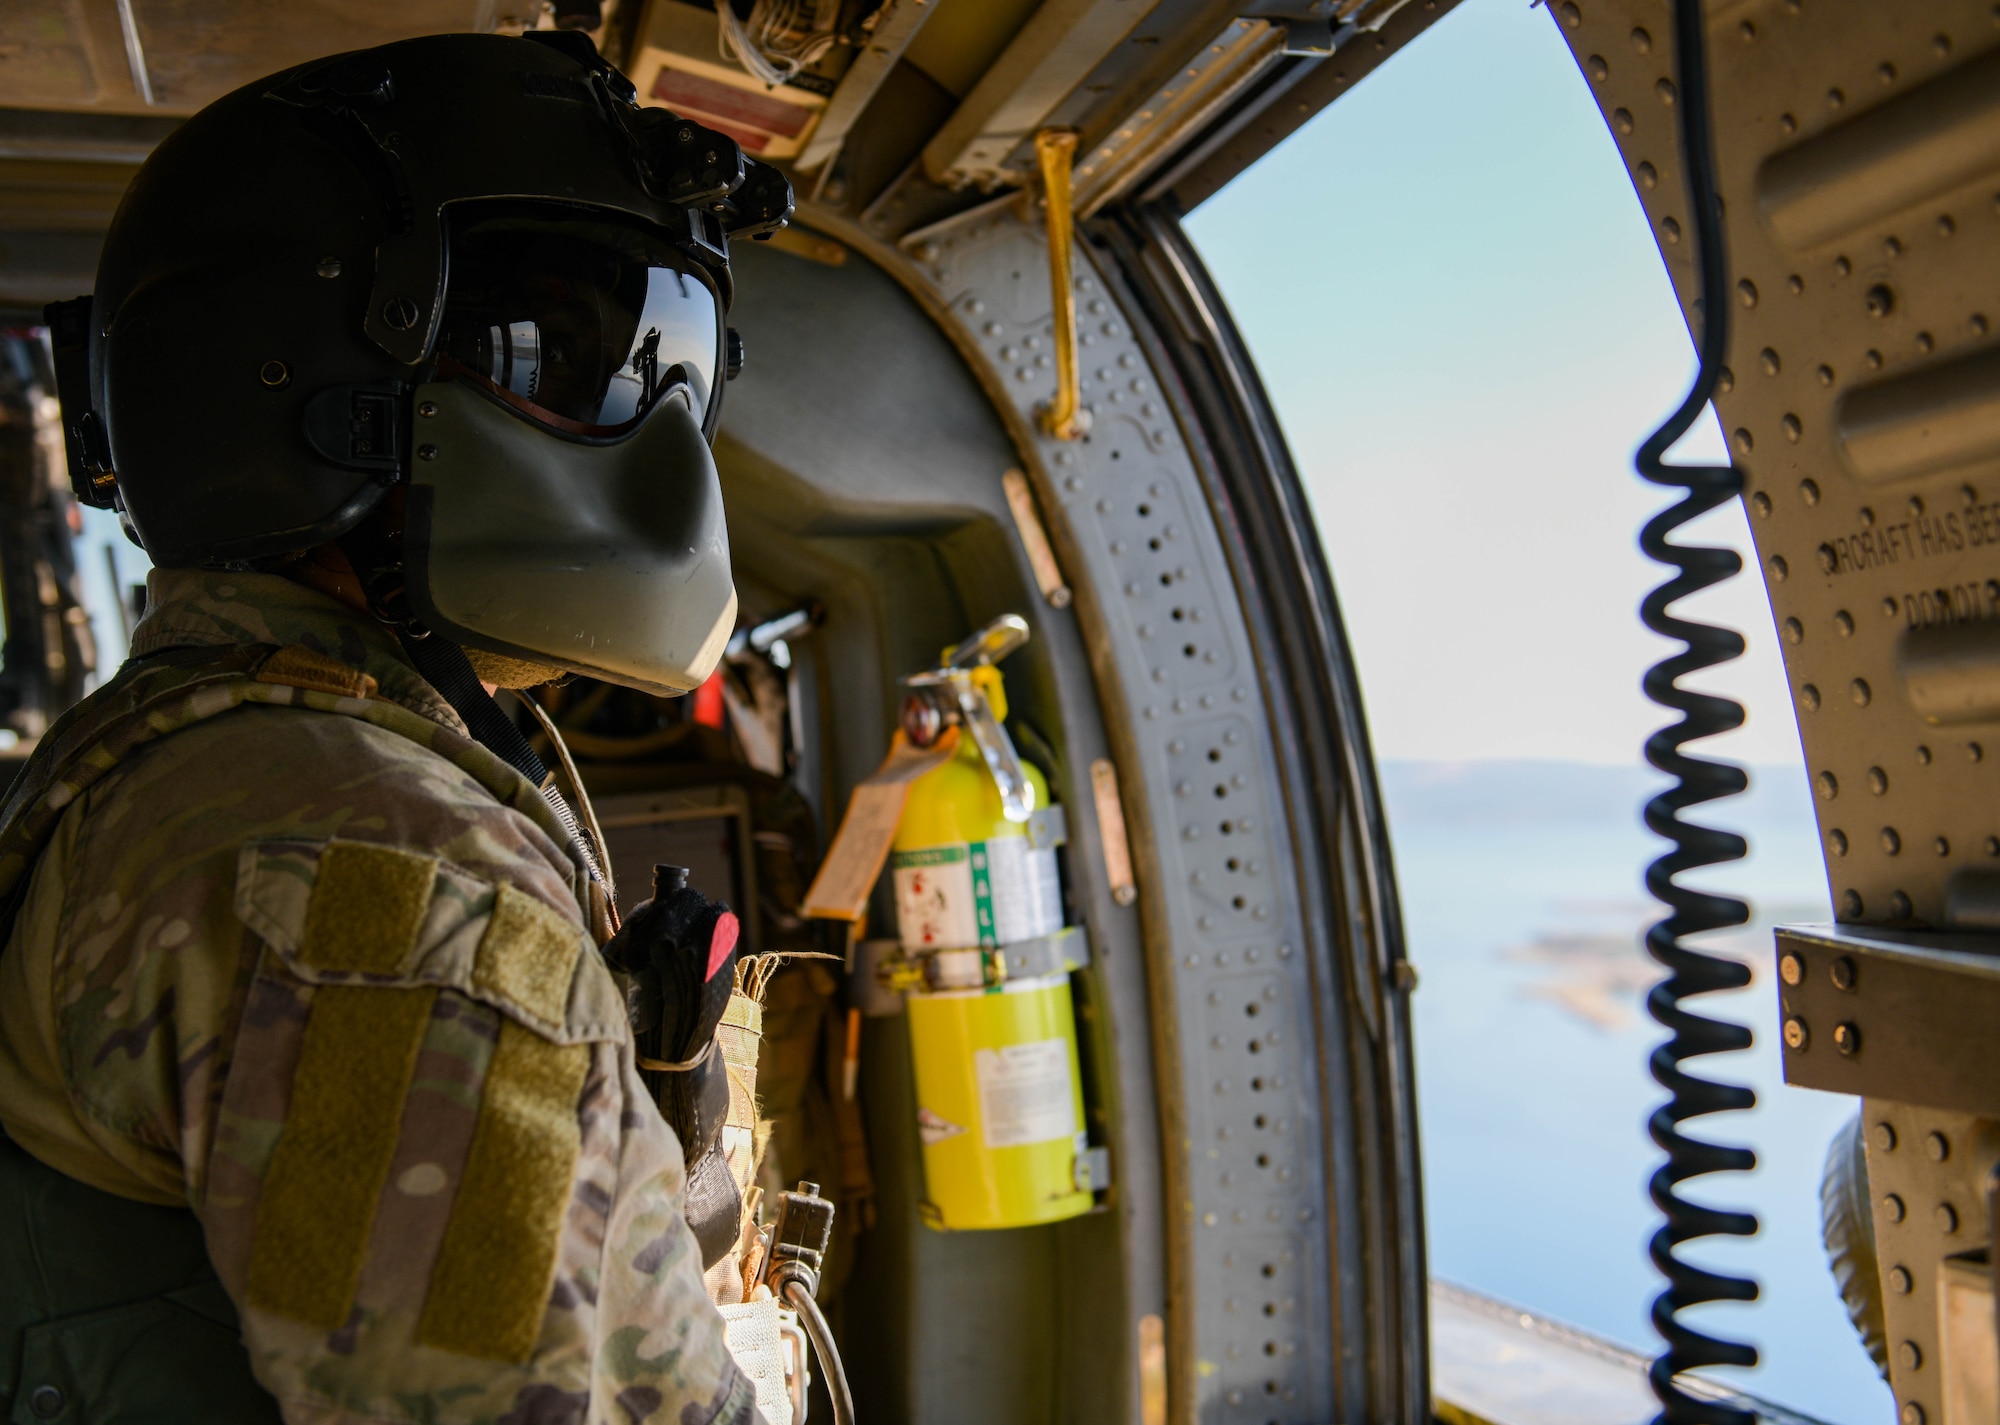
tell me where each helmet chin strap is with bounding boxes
[337,516,606,883]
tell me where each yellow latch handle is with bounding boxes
[1034,129,1087,442]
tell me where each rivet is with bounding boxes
[1835,255,1852,277]
[1630,26,1651,52]
[418,444,439,461]
[1935,1202,1958,1234]
[1927,1130,1950,1161]
[1880,826,1899,854]
[1851,678,1871,706]
[259,360,291,389]
[1891,890,1912,918]
[1897,1340,1922,1372]
[1732,427,1754,456]
[1828,87,1846,110]
[1878,61,1898,85]
[1738,278,1759,308]
[1827,827,1846,855]
[1865,284,1895,318]
[1816,364,1834,386]
[1874,1123,1899,1153]
[1801,683,1822,711]
[1882,1190,1905,1219]
[28,1386,62,1420]
[1760,348,1781,375]
[1779,112,1797,135]
[1990,836,2000,857]
[1782,1016,1809,1050]
[316,257,343,279]
[1916,331,1935,354]
[1843,889,1864,917]
[417,400,437,418]
[1751,491,1772,517]
[1779,952,1804,986]
[1834,609,1855,636]
[1834,1022,1861,1057]
[1787,274,1804,294]
[1861,505,1877,527]
[1781,413,1802,442]
[1884,596,1901,617]
[1971,742,1985,763]
[1901,1401,1927,1425]
[1938,213,1957,237]
[1634,157,1654,185]
[1866,348,1883,369]
[1830,956,1856,990]
[1801,478,1821,505]
[1557,0,1579,25]
[1867,766,1889,794]
[1815,769,1837,799]
[1656,77,1677,104]
[1917,744,1933,765]
[1661,216,1681,244]
[1768,555,1788,581]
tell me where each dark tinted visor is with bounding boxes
[435,212,720,435]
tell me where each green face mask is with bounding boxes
[405,378,737,696]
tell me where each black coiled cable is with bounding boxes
[1636,1,1759,1421]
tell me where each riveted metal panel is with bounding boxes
[1552,0,2000,930]
[1859,1102,2000,1425]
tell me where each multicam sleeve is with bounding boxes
[200,836,755,1425]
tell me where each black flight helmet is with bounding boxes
[49,31,792,694]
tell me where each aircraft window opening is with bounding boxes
[1250,1077,1265,1092]
[1233,896,1248,910]
[1246,1002,1261,1017]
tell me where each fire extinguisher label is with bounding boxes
[893,837,1063,949]
[974,1039,1076,1148]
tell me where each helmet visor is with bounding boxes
[435,212,721,436]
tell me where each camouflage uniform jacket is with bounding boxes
[0,568,758,1425]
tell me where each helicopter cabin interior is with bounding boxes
[3,1,2000,1423]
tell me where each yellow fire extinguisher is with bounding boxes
[889,615,1097,1231]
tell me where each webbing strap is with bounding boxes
[392,631,604,884]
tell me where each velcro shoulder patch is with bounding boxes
[236,838,626,1044]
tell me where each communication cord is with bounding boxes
[782,1279,856,1425]
[1636,1,1759,1422]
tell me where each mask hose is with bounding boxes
[1637,1,1759,1420]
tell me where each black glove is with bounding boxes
[607,864,745,1269]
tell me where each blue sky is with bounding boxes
[1185,0,1801,769]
